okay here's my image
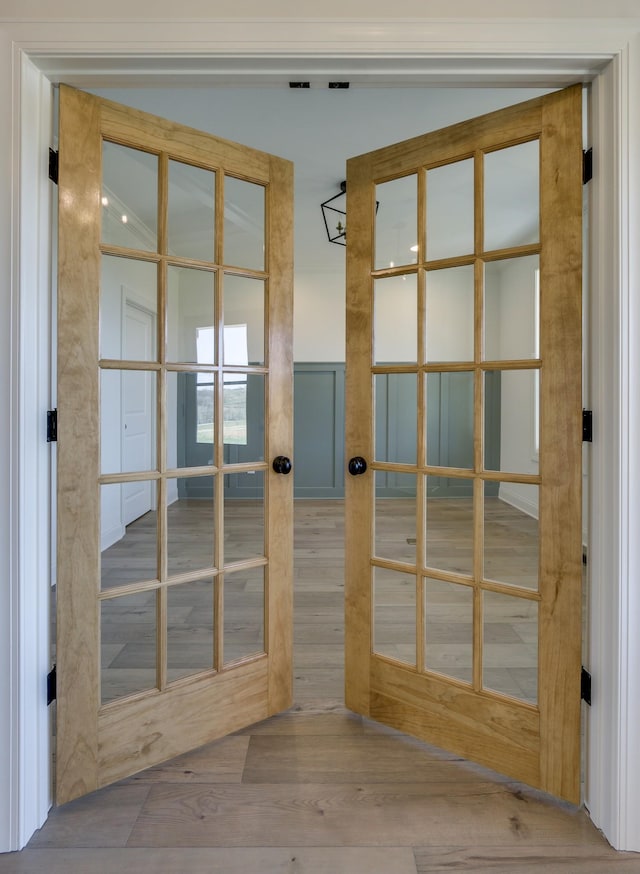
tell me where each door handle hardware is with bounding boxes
[272,456,292,475]
[348,456,367,476]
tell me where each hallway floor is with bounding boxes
[2,501,639,872]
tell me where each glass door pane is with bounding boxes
[96,106,272,706]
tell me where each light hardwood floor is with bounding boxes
[2,499,640,872]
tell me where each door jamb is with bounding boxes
[4,32,640,852]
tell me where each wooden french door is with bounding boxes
[56,86,293,804]
[344,85,583,803]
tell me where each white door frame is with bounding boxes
[1,16,639,853]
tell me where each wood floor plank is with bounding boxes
[126,782,604,848]
[0,847,418,874]
[234,707,365,736]
[242,735,488,784]
[35,500,633,868]
[27,784,151,848]
[414,845,640,872]
[120,736,250,784]
[294,666,344,700]
[294,644,344,668]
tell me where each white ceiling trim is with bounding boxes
[29,57,609,89]
[4,17,635,88]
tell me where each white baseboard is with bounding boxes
[498,484,539,520]
[101,523,125,552]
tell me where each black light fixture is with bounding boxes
[321,180,347,246]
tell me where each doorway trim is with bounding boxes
[1,16,639,852]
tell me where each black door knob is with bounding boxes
[272,455,292,475]
[348,456,367,476]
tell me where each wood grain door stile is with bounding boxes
[56,86,294,804]
[345,86,583,803]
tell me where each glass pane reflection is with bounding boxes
[426,158,474,261]
[223,566,265,663]
[424,577,473,684]
[484,485,539,591]
[426,265,474,362]
[373,567,416,666]
[102,141,157,251]
[223,275,265,367]
[166,266,216,364]
[101,369,157,475]
[101,590,157,704]
[484,370,539,475]
[375,471,417,566]
[484,140,539,252]
[426,372,474,469]
[375,373,417,465]
[374,275,417,364]
[425,480,473,576]
[167,477,215,576]
[223,373,264,464]
[100,483,157,590]
[224,177,265,271]
[167,579,215,682]
[484,256,539,361]
[375,175,418,271]
[166,372,215,471]
[483,591,538,704]
[224,471,265,565]
[168,160,215,262]
[100,256,157,361]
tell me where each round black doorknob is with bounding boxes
[348,456,367,476]
[272,455,292,475]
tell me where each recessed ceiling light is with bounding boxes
[101,196,109,206]
[410,244,419,252]
[121,215,128,224]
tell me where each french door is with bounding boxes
[56,86,293,804]
[344,85,583,802]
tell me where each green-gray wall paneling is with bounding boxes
[293,364,346,498]
[177,364,500,500]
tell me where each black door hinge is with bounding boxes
[583,148,593,184]
[582,409,593,442]
[581,667,592,706]
[48,148,59,184]
[47,409,57,443]
[47,665,57,705]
